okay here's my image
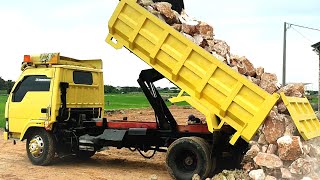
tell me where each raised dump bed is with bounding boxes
[106,0,320,144]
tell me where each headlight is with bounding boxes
[5,120,9,132]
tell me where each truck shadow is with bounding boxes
[53,153,166,171]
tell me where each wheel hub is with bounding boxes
[184,156,194,166]
[175,151,197,172]
[29,135,44,158]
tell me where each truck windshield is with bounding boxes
[12,75,51,102]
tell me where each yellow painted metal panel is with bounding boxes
[20,120,45,140]
[3,132,8,140]
[59,68,104,109]
[280,93,320,140]
[8,68,54,136]
[106,0,280,144]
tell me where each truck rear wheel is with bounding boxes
[166,137,212,180]
[26,129,55,166]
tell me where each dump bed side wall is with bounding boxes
[107,0,279,143]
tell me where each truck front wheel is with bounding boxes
[166,137,212,180]
[26,129,55,165]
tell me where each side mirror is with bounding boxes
[7,87,12,95]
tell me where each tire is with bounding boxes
[166,137,212,180]
[76,150,96,160]
[195,137,216,177]
[26,129,55,166]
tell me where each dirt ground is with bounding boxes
[0,106,205,180]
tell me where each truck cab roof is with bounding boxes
[22,53,102,70]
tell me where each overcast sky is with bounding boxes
[0,0,319,89]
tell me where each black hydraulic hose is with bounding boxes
[128,147,137,152]
[137,148,156,159]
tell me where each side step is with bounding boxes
[79,129,127,149]
[79,128,149,150]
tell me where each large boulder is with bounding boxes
[289,158,312,175]
[262,110,285,144]
[253,152,283,169]
[277,136,303,161]
[249,169,265,180]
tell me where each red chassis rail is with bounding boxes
[95,120,210,134]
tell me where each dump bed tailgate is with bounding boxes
[106,0,320,144]
[281,93,320,140]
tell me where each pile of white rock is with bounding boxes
[138,1,320,179]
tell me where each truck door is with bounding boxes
[8,73,53,133]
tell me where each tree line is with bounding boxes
[0,77,14,92]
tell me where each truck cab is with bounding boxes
[4,53,104,165]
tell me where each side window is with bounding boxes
[12,75,51,102]
[73,71,93,85]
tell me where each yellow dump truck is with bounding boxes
[3,0,320,179]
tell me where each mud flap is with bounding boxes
[281,92,320,140]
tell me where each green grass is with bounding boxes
[0,95,7,128]
[104,93,188,110]
[104,93,151,110]
[0,93,188,128]
[0,90,6,95]
[310,97,318,104]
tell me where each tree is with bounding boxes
[0,77,15,93]
[0,77,5,90]
[6,80,15,93]
[104,85,119,94]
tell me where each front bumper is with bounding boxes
[3,132,8,140]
